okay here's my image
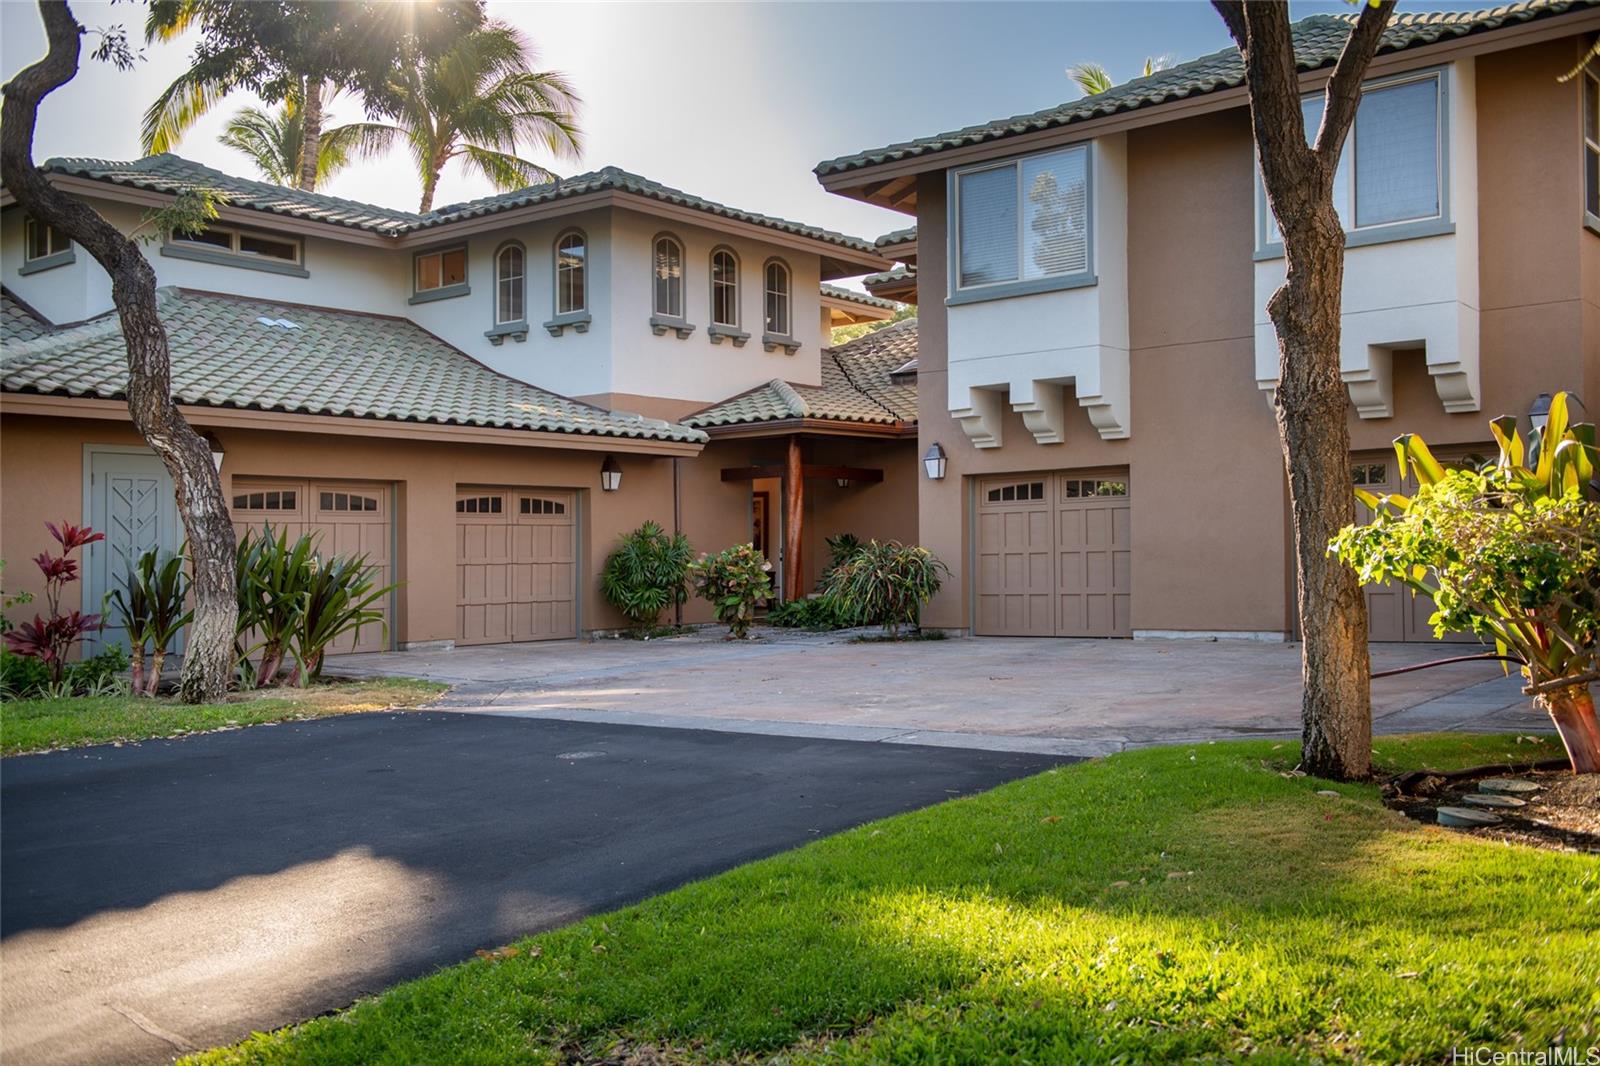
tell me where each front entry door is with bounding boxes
[85,448,182,654]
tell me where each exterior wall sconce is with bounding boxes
[202,432,225,472]
[600,455,622,492]
[835,477,852,488]
[922,442,947,480]
[1529,392,1552,433]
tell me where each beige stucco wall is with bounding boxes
[913,37,1595,638]
[1,413,921,642]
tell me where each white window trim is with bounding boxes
[652,234,686,320]
[494,241,527,326]
[553,229,588,317]
[1255,66,1452,258]
[947,141,1096,305]
[710,246,740,328]
[762,257,793,343]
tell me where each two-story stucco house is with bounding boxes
[818,0,1600,642]
[0,156,920,648]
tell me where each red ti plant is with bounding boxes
[3,521,105,685]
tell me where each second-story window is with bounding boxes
[653,235,684,318]
[24,217,70,262]
[556,230,586,314]
[1584,64,1598,221]
[763,259,791,336]
[1261,70,1444,246]
[495,242,525,324]
[711,248,739,327]
[415,246,467,295]
[171,223,302,265]
[954,143,1090,292]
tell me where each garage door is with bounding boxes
[230,479,393,654]
[1352,456,1477,643]
[456,489,577,645]
[976,472,1131,637]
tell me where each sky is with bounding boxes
[1,0,1480,247]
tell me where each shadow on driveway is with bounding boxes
[1,712,1068,1065]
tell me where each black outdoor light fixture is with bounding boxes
[1529,392,1553,434]
[836,477,852,488]
[600,455,622,492]
[202,432,225,472]
[922,441,947,480]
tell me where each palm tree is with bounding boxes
[218,91,377,188]
[1067,54,1175,96]
[342,22,582,213]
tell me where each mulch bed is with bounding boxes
[1384,762,1600,853]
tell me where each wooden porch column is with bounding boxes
[783,435,804,601]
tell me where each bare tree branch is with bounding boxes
[1317,0,1398,164]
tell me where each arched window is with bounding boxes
[710,247,739,327]
[555,230,586,315]
[495,242,525,325]
[763,259,791,337]
[653,234,684,318]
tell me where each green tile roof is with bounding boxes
[0,288,707,444]
[1,289,53,342]
[42,155,878,253]
[862,265,916,288]
[684,319,918,429]
[874,226,917,250]
[817,1,1598,178]
[820,283,899,311]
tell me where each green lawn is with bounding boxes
[195,732,1597,1065]
[1,678,445,755]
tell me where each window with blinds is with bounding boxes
[1584,66,1598,220]
[1257,70,1443,248]
[955,144,1090,290]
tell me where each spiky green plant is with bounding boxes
[109,547,193,695]
[821,541,948,639]
[600,521,693,631]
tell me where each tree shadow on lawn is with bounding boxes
[243,741,1600,1065]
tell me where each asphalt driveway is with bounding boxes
[1,712,1066,1066]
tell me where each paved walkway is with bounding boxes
[335,631,1534,757]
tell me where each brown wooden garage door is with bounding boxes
[1353,456,1477,643]
[456,489,577,645]
[976,472,1131,637]
[230,478,393,654]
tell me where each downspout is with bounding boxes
[673,457,683,627]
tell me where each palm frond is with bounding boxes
[218,105,298,185]
[457,143,556,193]
[142,66,233,154]
[1067,61,1115,96]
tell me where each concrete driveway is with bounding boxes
[1,714,1063,1066]
[335,630,1533,756]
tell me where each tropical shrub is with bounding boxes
[688,544,772,640]
[818,533,862,589]
[108,547,193,695]
[600,521,693,631]
[767,595,854,632]
[288,552,392,683]
[235,527,394,686]
[2,521,105,685]
[1332,392,1599,773]
[821,541,948,639]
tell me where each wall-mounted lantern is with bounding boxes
[202,432,225,472]
[600,455,622,492]
[835,477,852,488]
[922,442,947,480]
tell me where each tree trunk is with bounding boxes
[129,645,146,696]
[148,648,167,696]
[297,82,324,192]
[1215,0,1394,781]
[418,162,445,214]
[1540,685,1600,774]
[2,1,239,704]
[784,436,805,602]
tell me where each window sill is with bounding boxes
[1253,217,1456,262]
[160,242,309,278]
[761,332,801,355]
[409,283,470,305]
[1585,211,1600,238]
[485,321,531,345]
[708,324,750,348]
[945,272,1096,307]
[650,315,695,339]
[17,249,76,275]
[542,312,592,337]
